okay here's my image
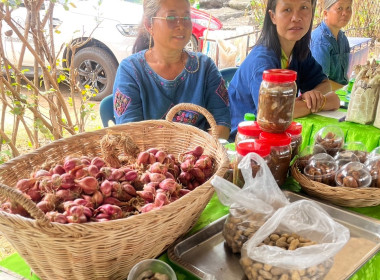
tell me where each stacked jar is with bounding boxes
[286,122,303,160]
[234,120,262,148]
[256,69,298,186]
[255,133,292,186]
[233,140,271,188]
[233,113,262,186]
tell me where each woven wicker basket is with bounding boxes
[0,103,229,280]
[291,160,380,207]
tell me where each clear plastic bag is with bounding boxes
[374,93,380,128]
[211,153,289,253]
[346,61,380,125]
[240,200,350,279]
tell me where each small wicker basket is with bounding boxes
[0,103,229,280]
[291,160,380,207]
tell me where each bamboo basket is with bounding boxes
[291,159,380,207]
[0,103,229,280]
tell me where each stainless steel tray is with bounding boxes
[168,191,380,280]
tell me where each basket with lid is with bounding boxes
[0,103,229,280]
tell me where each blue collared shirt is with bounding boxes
[228,44,327,141]
[311,21,350,85]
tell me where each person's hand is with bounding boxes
[297,90,325,113]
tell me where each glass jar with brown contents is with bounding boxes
[235,120,262,148]
[257,132,292,187]
[257,69,297,133]
[233,140,271,188]
[285,122,302,160]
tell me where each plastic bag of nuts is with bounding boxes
[223,205,273,253]
[240,200,350,280]
[212,153,289,253]
[346,60,380,125]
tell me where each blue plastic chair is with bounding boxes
[220,67,238,89]
[99,94,115,127]
[99,67,238,128]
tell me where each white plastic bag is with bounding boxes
[211,153,289,253]
[346,61,380,125]
[240,200,350,279]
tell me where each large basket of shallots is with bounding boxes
[0,103,229,280]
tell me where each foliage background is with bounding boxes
[250,0,380,39]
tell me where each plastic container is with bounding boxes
[257,132,292,186]
[314,125,344,157]
[364,156,380,188]
[335,162,372,188]
[297,144,327,171]
[341,141,368,163]
[257,69,297,133]
[304,154,338,186]
[369,146,380,159]
[127,259,177,280]
[334,150,360,169]
[285,122,302,160]
[233,140,271,188]
[235,121,262,148]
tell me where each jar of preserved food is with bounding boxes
[233,140,271,188]
[235,121,262,148]
[285,122,302,160]
[257,69,297,133]
[257,132,292,186]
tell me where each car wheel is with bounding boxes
[185,35,198,52]
[73,46,118,101]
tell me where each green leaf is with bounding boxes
[281,176,301,192]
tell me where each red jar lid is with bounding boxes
[236,140,270,157]
[237,121,262,137]
[285,122,302,136]
[259,132,292,146]
[262,69,297,83]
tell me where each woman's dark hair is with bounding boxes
[132,0,190,54]
[256,0,317,61]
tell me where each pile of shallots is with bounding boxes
[0,145,215,223]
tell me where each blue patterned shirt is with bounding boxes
[113,50,231,131]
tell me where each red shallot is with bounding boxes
[75,176,98,194]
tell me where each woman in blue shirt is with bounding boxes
[113,0,231,139]
[228,0,340,140]
[311,0,352,90]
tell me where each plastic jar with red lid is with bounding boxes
[235,121,262,148]
[257,69,297,133]
[233,140,271,188]
[257,132,292,186]
[285,122,303,160]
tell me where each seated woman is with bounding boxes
[311,0,352,90]
[228,0,340,141]
[112,0,230,139]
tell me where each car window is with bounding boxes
[122,0,143,3]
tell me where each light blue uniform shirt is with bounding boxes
[311,21,350,85]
